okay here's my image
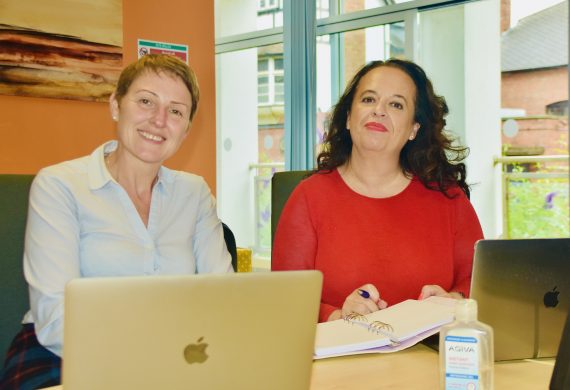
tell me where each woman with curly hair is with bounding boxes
[272,59,483,322]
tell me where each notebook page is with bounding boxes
[366,297,455,341]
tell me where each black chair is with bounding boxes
[222,222,238,271]
[550,311,570,389]
[270,170,311,246]
[0,174,34,358]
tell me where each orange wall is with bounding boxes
[0,0,218,192]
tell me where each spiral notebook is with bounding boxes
[314,296,456,359]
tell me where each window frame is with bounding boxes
[258,55,285,106]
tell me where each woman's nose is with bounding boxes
[372,101,386,117]
[372,108,386,117]
[150,106,168,127]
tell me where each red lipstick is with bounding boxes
[364,122,388,132]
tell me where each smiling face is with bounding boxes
[346,66,420,159]
[109,70,192,166]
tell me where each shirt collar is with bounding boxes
[87,140,174,193]
[88,141,117,190]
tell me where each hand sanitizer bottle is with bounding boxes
[439,299,494,390]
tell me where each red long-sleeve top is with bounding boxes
[272,169,484,322]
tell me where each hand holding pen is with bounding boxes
[357,285,388,309]
[340,284,388,318]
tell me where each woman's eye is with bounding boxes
[170,108,183,117]
[390,102,403,110]
[139,98,152,106]
[362,96,375,103]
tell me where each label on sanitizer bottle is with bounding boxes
[444,335,479,390]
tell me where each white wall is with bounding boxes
[418,0,502,238]
[418,6,466,142]
[215,0,262,248]
[216,49,259,248]
[464,0,502,238]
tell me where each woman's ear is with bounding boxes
[346,112,351,130]
[109,92,119,121]
[409,123,420,140]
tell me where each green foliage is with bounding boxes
[507,175,569,238]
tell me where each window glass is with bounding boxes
[498,0,569,238]
[317,0,330,19]
[258,76,269,104]
[215,0,283,39]
[546,100,569,117]
[257,52,284,105]
[258,59,268,72]
[274,75,284,103]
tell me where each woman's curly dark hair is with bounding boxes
[316,58,470,198]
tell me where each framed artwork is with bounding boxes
[0,0,123,102]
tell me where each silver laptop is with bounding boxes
[62,271,322,390]
[470,238,570,361]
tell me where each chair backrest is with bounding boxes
[0,174,34,358]
[222,222,238,271]
[270,170,311,246]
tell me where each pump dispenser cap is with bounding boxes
[455,299,478,322]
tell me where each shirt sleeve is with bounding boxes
[272,185,333,321]
[192,179,234,274]
[450,193,484,298]
[23,171,81,357]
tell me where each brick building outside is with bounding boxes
[500,0,568,159]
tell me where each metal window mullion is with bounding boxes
[216,28,283,54]
[317,10,410,36]
[284,0,316,171]
[216,0,474,54]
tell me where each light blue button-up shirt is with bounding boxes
[22,141,233,356]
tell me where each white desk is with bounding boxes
[43,344,555,389]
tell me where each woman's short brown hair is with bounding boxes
[114,54,200,122]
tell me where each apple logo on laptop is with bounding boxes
[543,286,559,308]
[183,336,209,364]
